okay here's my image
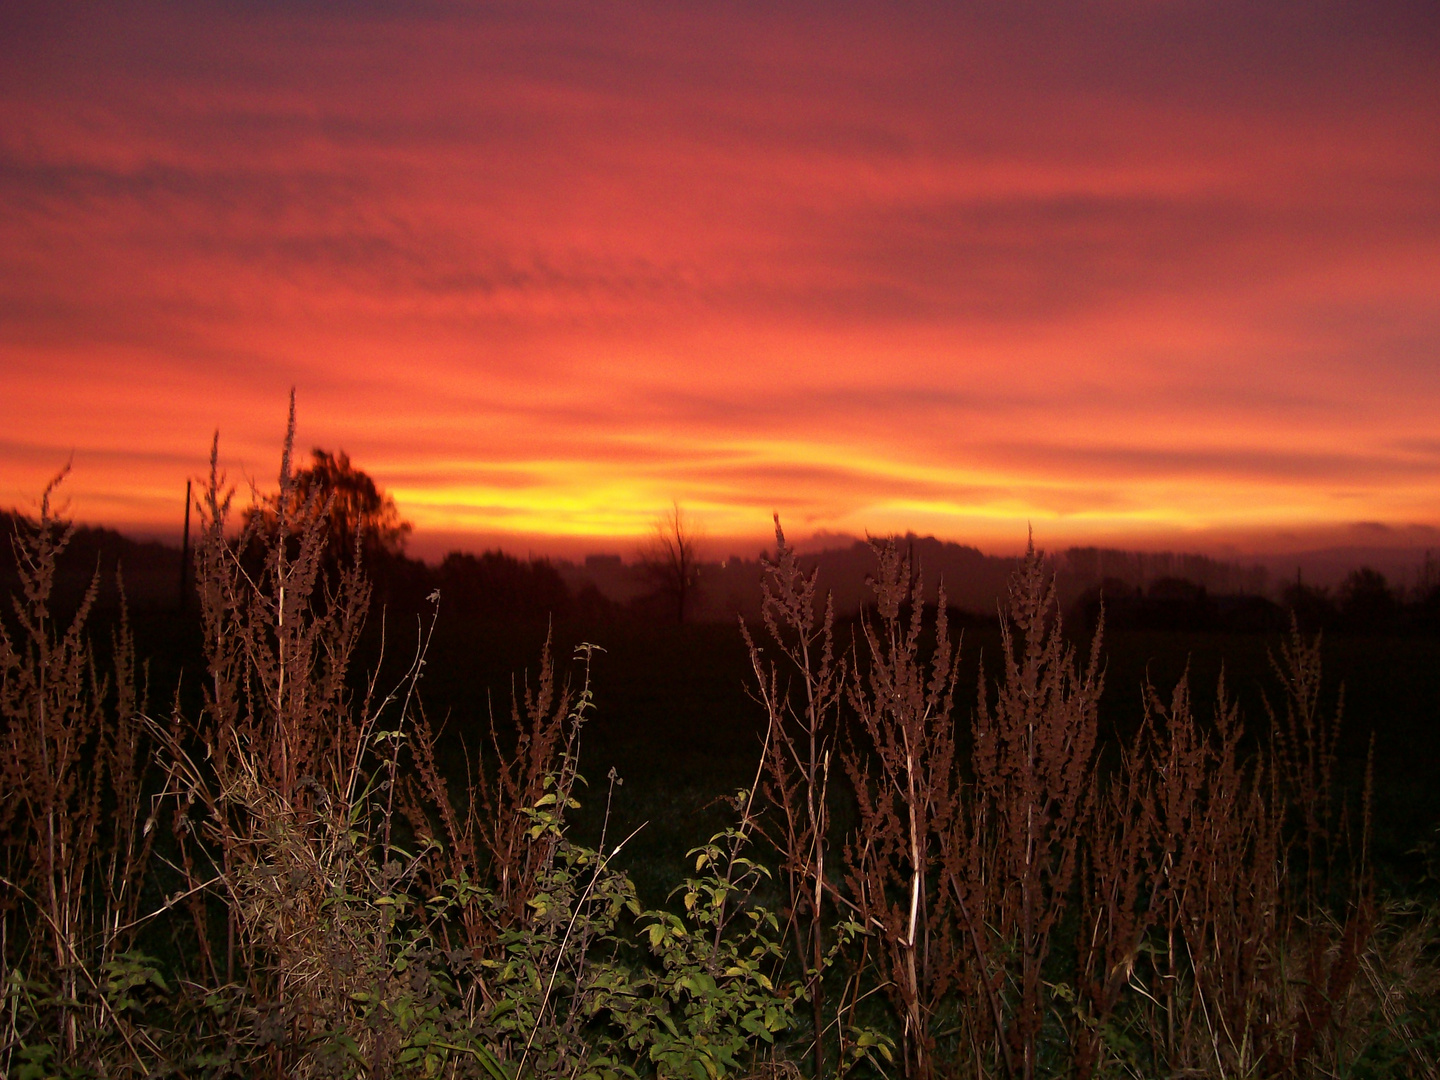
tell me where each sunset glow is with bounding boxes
[3,2,1438,559]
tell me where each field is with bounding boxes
[402,617,1438,902]
[3,459,1440,1079]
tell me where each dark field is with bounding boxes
[118,597,1440,901]
[377,612,1440,903]
[16,506,1438,893]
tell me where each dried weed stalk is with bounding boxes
[947,538,1103,1080]
[842,537,962,1080]
[745,517,846,1076]
[150,400,421,1074]
[0,470,155,1072]
[402,632,588,949]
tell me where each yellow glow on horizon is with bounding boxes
[378,437,1435,552]
[2,6,1437,558]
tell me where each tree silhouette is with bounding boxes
[1282,571,1339,633]
[1339,566,1397,632]
[438,549,571,621]
[639,501,702,623]
[248,449,411,569]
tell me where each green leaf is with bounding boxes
[472,1042,514,1080]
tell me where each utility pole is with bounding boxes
[179,479,191,611]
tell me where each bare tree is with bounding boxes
[639,501,702,623]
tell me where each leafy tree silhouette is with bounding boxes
[247,449,411,570]
[1339,566,1397,632]
[1282,575,1338,633]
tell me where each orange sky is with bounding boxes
[2,2,1438,561]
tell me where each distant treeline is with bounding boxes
[0,510,614,624]
[0,511,181,615]
[5,508,1439,635]
[1058,545,1271,597]
[1069,566,1440,635]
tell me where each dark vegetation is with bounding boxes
[3,424,1439,1079]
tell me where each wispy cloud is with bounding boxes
[1,1,1437,552]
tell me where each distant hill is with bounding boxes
[6,508,1433,634]
[558,535,1340,627]
[557,535,1022,623]
[1053,547,1270,605]
[1250,546,1435,594]
[0,509,184,613]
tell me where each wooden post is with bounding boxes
[179,479,191,610]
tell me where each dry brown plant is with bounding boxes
[1134,672,1283,1077]
[1071,616,1393,1080]
[945,537,1103,1080]
[1345,900,1440,1078]
[745,516,846,1077]
[0,471,155,1069]
[842,537,962,1080]
[148,399,415,1075]
[402,632,586,950]
[191,403,371,812]
[1073,716,1158,1080]
[1261,620,1379,1078]
[1266,617,1343,910]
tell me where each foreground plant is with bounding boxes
[0,470,158,1077]
[752,521,1434,1080]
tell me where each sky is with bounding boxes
[2,1,1438,561]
